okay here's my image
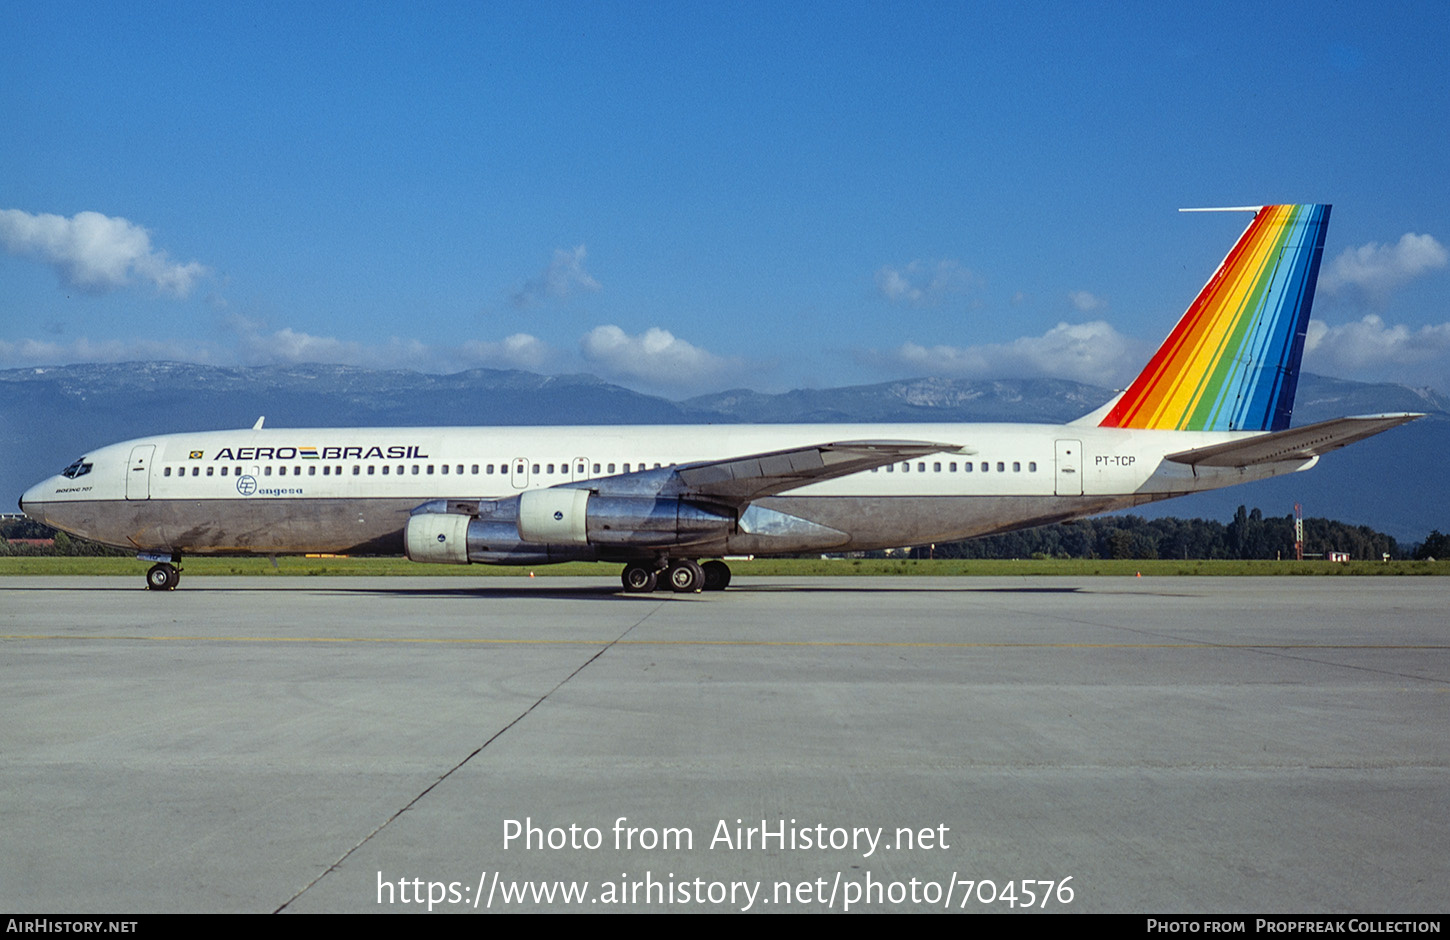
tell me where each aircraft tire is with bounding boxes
[621,563,658,593]
[701,559,731,591]
[666,559,704,593]
[146,563,178,591]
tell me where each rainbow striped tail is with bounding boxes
[1100,204,1331,432]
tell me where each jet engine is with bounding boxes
[403,489,735,565]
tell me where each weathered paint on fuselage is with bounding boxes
[19,422,1314,558]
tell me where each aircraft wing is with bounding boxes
[1164,414,1422,468]
[668,439,963,504]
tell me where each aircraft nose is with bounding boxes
[19,479,49,522]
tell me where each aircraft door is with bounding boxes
[572,457,589,482]
[1055,440,1082,496]
[125,445,155,500]
[511,458,529,489]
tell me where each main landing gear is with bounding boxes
[621,559,731,594]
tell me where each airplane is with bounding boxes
[18,204,1421,593]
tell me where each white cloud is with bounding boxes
[511,245,602,308]
[220,315,549,372]
[875,259,979,307]
[580,324,737,390]
[1320,233,1448,296]
[1304,315,1450,378]
[1068,290,1106,312]
[881,320,1147,385]
[0,336,221,367]
[0,208,207,296]
[459,333,551,370]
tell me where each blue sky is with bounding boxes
[3,1,1448,396]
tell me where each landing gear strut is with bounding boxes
[619,559,731,594]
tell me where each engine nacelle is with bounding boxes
[517,488,590,543]
[404,511,471,565]
[405,490,736,566]
[584,495,733,547]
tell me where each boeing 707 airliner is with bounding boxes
[19,205,1420,592]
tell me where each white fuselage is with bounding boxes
[20,422,1312,559]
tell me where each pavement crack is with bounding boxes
[272,600,666,913]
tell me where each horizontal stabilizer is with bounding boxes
[674,440,963,503]
[1164,414,1422,468]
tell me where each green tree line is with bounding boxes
[896,507,1444,561]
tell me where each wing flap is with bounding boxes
[1165,414,1422,468]
[672,439,962,503]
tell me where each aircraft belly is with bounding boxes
[25,497,413,555]
[748,494,1160,551]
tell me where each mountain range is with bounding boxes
[3,363,1444,543]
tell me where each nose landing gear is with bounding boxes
[141,553,182,591]
[145,562,181,591]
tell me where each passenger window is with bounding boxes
[1029,461,1037,472]
[309,466,317,476]
[411,465,418,475]
[221,467,228,476]
[622,463,630,473]
[964,463,972,472]
[949,462,957,472]
[471,465,478,474]
[353,466,360,475]
[532,464,540,474]
[427,465,434,475]
[207,467,214,477]
[441,464,449,475]
[1013,462,1021,472]
[607,463,615,473]
[997,462,1005,472]
[367,465,375,475]
[382,466,389,475]
[981,462,988,472]
[192,467,199,477]
[918,462,926,472]
[164,467,172,477]
[593,463,601,473]
[901,462,910,473]
[264,467,272,476]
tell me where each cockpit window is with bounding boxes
[60,458,93,479]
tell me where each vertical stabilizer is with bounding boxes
[1100,204,1331,432]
